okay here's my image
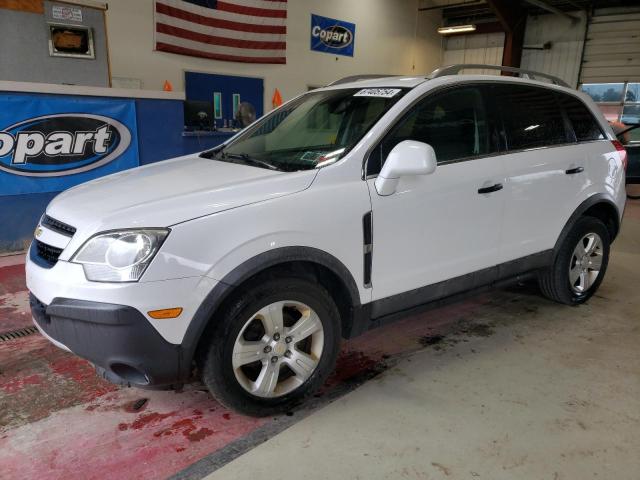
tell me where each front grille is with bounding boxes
[42,215,76,237]
[35,240,63,267]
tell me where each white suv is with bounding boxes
[27,66,627,415]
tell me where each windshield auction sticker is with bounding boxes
[354,88,401,98]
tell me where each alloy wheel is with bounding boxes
[231,301,324,398]
[569,232,603,294]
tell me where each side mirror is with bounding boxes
[374,140,437,196]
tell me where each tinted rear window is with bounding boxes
[497,85,569,150]
[558,94,604,142]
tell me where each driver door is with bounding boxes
[365,85,506,315]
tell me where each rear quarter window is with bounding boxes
[558,93,605,142]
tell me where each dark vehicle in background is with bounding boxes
[616,124,640,199]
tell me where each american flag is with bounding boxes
[154,0,287,64]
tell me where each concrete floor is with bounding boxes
[206,201,640,480]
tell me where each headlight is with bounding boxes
[71,229,169,282]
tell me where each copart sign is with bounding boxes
[310,14,355,57]
[0,96,138,195]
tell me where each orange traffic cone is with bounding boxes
[272,88,283,108]
[163,80,173,92]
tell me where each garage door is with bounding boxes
[580,8,640,83]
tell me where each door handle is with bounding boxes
[565,166,584,175]
[477,183,503,194]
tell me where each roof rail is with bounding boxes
[428,64,570,88]
[327,74,398,86]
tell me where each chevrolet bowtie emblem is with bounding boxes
[34,226,43,238]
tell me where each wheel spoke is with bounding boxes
[259,302,285,337]
[578,271,589,291]
[583,234,596,255]
[253,361,280,396]
[232,339,264,369]
[569,265,582,286]
[573,241,587,259]
[284,349,318,382]
[287,310,322,342]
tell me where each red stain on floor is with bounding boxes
[0,264,26,296]
[152,414,215,443]
[49,357,103,383]
[134,411,177,430]
[1,373,43,394]
[0,290,31,333]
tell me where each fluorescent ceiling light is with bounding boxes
[437,24,477,35]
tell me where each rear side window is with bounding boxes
[367,86,494,175]
[497,85,569,150]
[558,94,605,142]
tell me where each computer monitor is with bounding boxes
[184,100,214,131]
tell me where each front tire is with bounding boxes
[199,277,341,416]
[538,216,610,305]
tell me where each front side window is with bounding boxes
[497,85,569,150]
[202,88,407,172]
[367,86,493,175]
[558,93,605,142]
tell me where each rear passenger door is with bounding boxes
[494,84,604,263]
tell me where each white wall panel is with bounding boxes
[521,11,586,88]
[442,32,504,75]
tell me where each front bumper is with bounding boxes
[30,293,187,387]
[26,243,218,387]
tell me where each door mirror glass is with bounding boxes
[374,140,437,196]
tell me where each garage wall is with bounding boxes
[440,12,586,87]
[105,0,443,111]
[580,7,640,83]
[522,11,586,88]
[442,32,504,75]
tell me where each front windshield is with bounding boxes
[201,87,407,171]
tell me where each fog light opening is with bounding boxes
[110,363,150,385]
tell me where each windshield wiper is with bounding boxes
[199,145,225,159]
[222,152,280,171]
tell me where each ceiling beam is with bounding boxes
[485,0,527,68]
[523,0,580,21]
[485,0,526,32]
[418,0,485,12]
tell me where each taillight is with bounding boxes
[612,140,628,171]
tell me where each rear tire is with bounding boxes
[199,277,341,416]
[538,216,610,305]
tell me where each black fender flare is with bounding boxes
[177,246,361,379]
[552,193,620,261]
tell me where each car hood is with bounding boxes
[47,154,317,236]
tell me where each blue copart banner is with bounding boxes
[310,14,355,57]
[0,94,139,195]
